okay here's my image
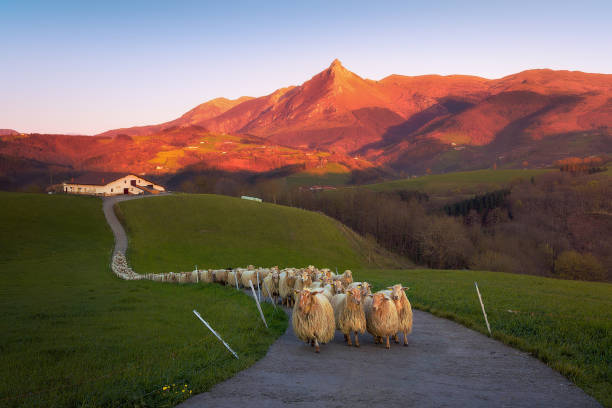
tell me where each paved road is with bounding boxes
[179,309,600,408]
[101,194,601,408]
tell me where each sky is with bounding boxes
[1,0,611,135]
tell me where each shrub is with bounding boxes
[555,251,606,281]
[470,250,521,274]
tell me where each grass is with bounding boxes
[116,193,401,272]
[361,168,552,195]
[0,192,287,407]
[355,268,612,407]
[4,190,610,407]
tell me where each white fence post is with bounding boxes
[192,310,239,359]
[249,281,268,328]
[474,282,492,336]
[263,279,277,310]
[256,271,261,302]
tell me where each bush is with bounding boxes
[555,251,606,281]
[470,250,521,274]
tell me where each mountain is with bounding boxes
[1,60,611,186]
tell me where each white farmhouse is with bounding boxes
[63,173,165,196]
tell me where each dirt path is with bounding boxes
[101,194,600,407]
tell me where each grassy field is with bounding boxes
[361,168,552,195]
[355,268,612,407]
[116,193,404,272]
[3,191,610,407]
[0,192,287,407]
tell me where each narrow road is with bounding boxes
[180,310,600,408]
[101,194,601,407]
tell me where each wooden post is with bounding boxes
[475,282,492,336]
[249,281,268,328]
[192,310,239,359]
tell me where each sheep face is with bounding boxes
[333,280,345,294]
[388,284,409,301]
[372,292,390,310]
[296,290,318,314]
[347,288,362,305]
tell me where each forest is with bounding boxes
[271,170,611,281]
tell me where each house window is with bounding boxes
[111,188,113,192]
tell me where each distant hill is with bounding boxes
[1,61,610,185]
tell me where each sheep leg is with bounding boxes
[354,332,360,347]
[346,332,352,346]
[314,338,320,353]
[310,338,315,347]
[343,333,348,343]
[385,335,390,349]
[394,334,400,344]
[403,331,409,347]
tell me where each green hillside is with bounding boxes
[0,192,286,407]
[117,193,404,272]
[362,168,552,194]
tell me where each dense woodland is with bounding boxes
[271,170,611,281]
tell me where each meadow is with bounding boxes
[0,192,287,407]
[2,191,610,407]
[115,193,404,272]
[361,168,552,195]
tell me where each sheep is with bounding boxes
[348,281,372,297]
[189,271,199,283]
[257,268,271,281]
[241,270,256,288]
[227,270,242,288]
[198,269,213,283]
[333,270,353,287]
[332,287,366,347]
[310,281,324,289]
[332,280,345,295]
[262,271,280,304]
[292,289,335,353]
[320,283,335,301]
[293,271,313,304]
[364,292,399,349]
[319,268,333,281]
[212,269,228,285]
[279,271,298,307]
[387,284,413,346]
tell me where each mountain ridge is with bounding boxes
[1,60,610,182]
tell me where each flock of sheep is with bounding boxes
[199,264,413,354]
[111,254,413,353]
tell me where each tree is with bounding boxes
[554,251,606,281]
